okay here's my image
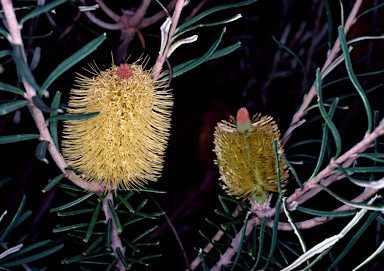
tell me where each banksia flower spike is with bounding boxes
[61,60,173,191]
[213,107,288,202]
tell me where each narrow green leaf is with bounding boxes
[316,69,341,158]
[280,152,302,189]
[50,91,61,150]
[218,195,248,209]
[273,140,282,193]
[41,34,106,93]
[338,26,372,133]
[231,212,251,271]
[0,195,25,243]
[134,199,148,213]
[205,218,232,239]
[333,166,384,173]
[264,194,283,270]
[1,244,64,267]
[57,209,94,217]
[0,100,28,116]
[6,240,51,258]
[12,45,40,91]
[0,176,11,189]
[122,188,166,193]
[83,202,102,242]
[0,82,24,96]
[0,134,40,144]
[132,226,158,243]
[295,206,358,217]
[318,184,384,211]
[35,140,50,163]
[327,211,379,270]
[105,219,111,251]
[14,210,32,229]
[53,223,89,233]
[83,236,103,256]
[358,152,384,163]
[215,209,236,220]
[178,0,258,30]
[207,42,241,61]
[51,192,94,212]
[273,37,308,93]
[42,173,65,193]
[122,237,140,253]
[0,50,11,59]
[105,259,117,271]
[116,194,134,213]
[161,27,226,81]
[323,0,333,50]
[251,225,257,258]
[198,248,210,271]
[251,216,268,271]
[176,15,242,38]
[116,247,128,268]
[0,26,8,39]
[309,98,338,180]
[32,96,56,113]
[199,231,222,255]
[46,111,100,122]
[107,200,122,233]
[356,2,384,19]
[19,0,67,24]
[62,254,83,264]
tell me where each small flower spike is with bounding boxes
[213,107,288,202]
[61,61,173,191]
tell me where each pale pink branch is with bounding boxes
[282,0,363,145]
[103,191,126,271]
[1,0,105,193]
[152,0,188,81]
[141,0,178,28]
[83,11,124,30]
[95,0,120,22]
[129,0,152,26]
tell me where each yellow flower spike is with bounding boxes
[213,107,288,201]
[61,60,173,191]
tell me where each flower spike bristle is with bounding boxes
[62,60,173,191]
[213,107,288,201]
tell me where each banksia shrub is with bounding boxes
[61,61,173,190]
[213,107,288,201]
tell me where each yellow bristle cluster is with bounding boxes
[61,61,173,190]
[213,108,288,200]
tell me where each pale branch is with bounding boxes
[210,216,258,271]
[282,0,363,145]
[83,11,124,30]
[129,0,152,26]
[141,0,178,28]
[1,0,105,193]
[206,97,384,270]
[152,0,189,81]
[95,0,120,22]
[103,191,126,271]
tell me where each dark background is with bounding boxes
[1,0,384,270]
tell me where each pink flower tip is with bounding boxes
[236,107,250,123]
[116,64,133,79]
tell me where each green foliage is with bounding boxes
[1,0,384,270]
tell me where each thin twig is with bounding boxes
[152,0,188,81]
[282,0,363,144]
[1,0,104,193]
[103,191,126,271]
[147,193,190,270]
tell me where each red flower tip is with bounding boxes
[116,64,133,79]
[236,107,250,123]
